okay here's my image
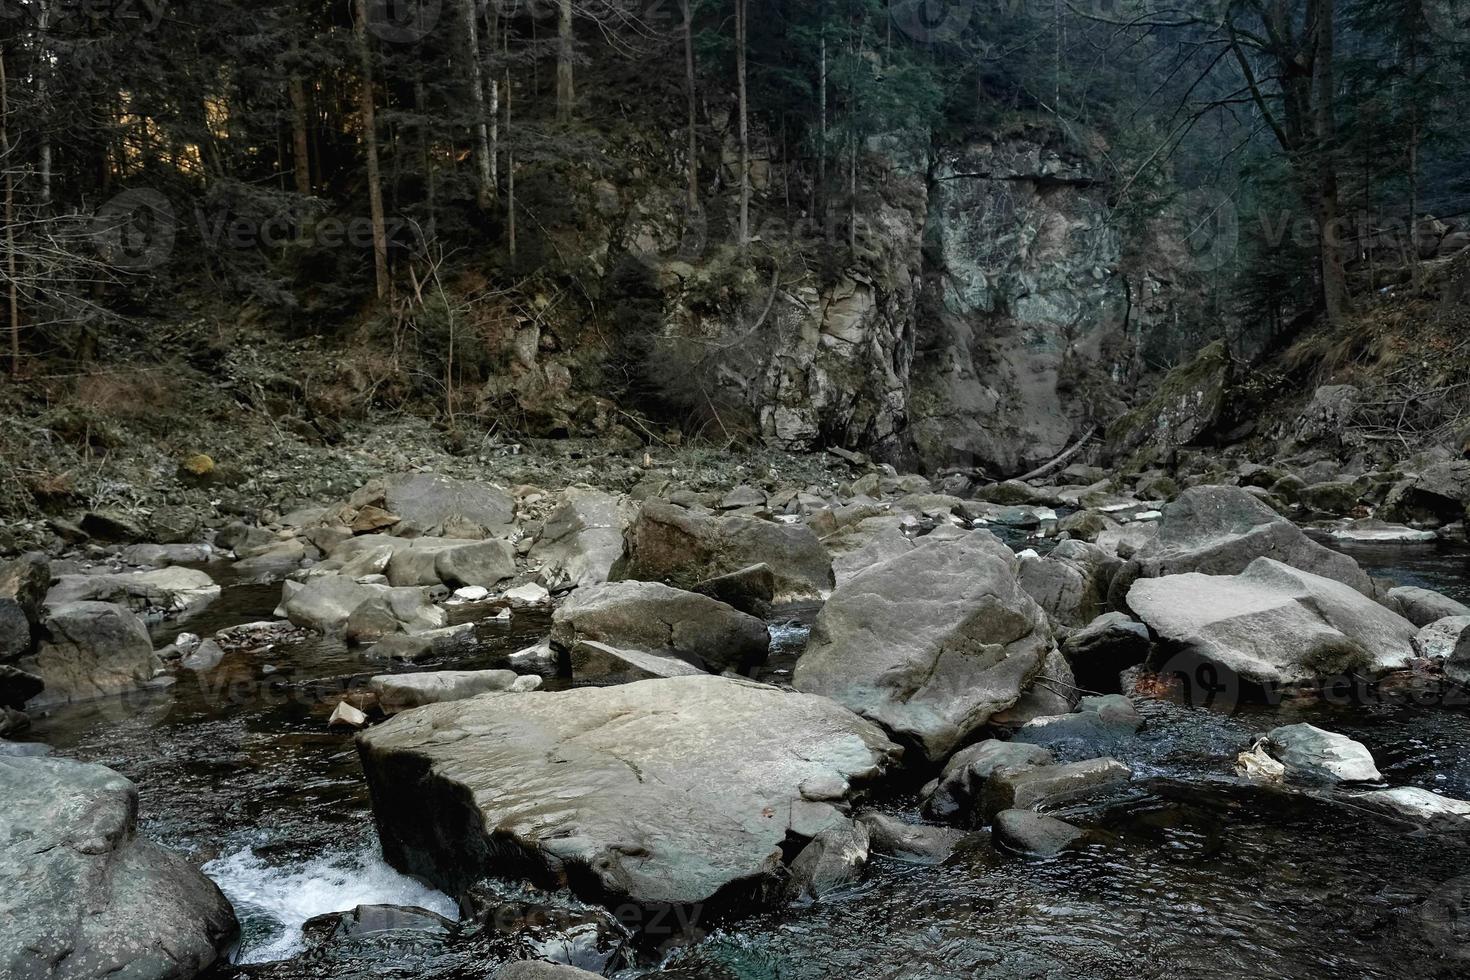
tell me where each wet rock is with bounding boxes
[1260,723,1383,785]
[218,522,278,555]
[0,756,237,980]
[1013,694,1143,758]
[434,540,518,590]
[180,639,226,672]
[1017,541,1119,629]
[495,962,606,980]
[1384,586,1470,628]
[1110,485,1374,605]
[979,757,1132,820]
[1298,481,1361,516]
[786,822,871,902]
[1352,787,1470,827]
[302,903,456,945]
[794,534,1049,764]
[531,488,626,589]
[992,809,1086,856]
[1413,616,1470,660]
[21,601,161,708]
[0,664,43,709]
[614,500,834,600]
[551,581,769,675]
[1448,637,1470,688]
[1056,510,1117,543]
[1328,519,1437,544]
[1105,339,1230,466]
[568,641,706,685]
[466,879,630,974]
[357,676,900,918]
[988,648,1079,728]
[46,567,221,618]
[857,813,967,863]
[1381,461,1470,525]
[329,700,369,728]
[0,732,47,753]
[921,740,1055,823]
[280,577,445,635]
[371,669,525,713]
[364,624,475,663]
[505,583,552,608]
[1128,558,1419,686]
[691,564,776,619]
[1060,612,1151,691]
[822,516,913,587]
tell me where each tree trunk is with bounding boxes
[819,25,827,231]
[735,0,749,251]
[288,71,312,196]
[36,0,52,208]
[460,0,494,206]
[507,71,516,265]
[680,0,698,212]
[557,0,575,122]
[353,0,391,300]
[1310,0,1350,322]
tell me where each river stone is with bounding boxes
[21,602,162,708]
[988,648,1079,729]
[1060,612,1151,691]
[921,740,1056,823]
[371,670,525,713]
[0,599,31,662]
[46,567,222,617]
[1413,616,1470,660]
[302,903,456,944]
[1128,558,1418,687]
[1017,541,1119,629]
[691,564,776,619]
[1384,586,1470,628]
[280,577,445,634]
[434,540,518,590]
[0,552,49,629]
[550,581,769,675]
[381,473,516,536]
[979,757,1133,820]
[0,756,238,980]
[613,500,834,600]
[857,813,967,864]
[1111,485,1374,604]
[1262,723,1383,785]
[1354,787,1470,826]
[531,488,627,589]
[793,534,1049,764]
[1014,694,1143,759]
[992,809,1086,857]
[495,964,605,980]
[1328,519,1437,544]
[357,675,901,918]
[822,516,914,587]
[786,822,871,902]
[568,641,706,686]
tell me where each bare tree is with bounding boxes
[352,0,390,300]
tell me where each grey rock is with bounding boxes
[434,540,518,590]
[302,903,456,944]
[531,488,627,589]
[980,757,1133,820]
[0,664,43,709]
[21,602,161,708]
[988,648,1079,728]
[1128,557,1418,686]
[0,598,31,662]
[357,676,901,916]
[1017,540,1119,629]
[992,809,1086,857]
[786,822,870,902]
[794,534,1049,763]
[1104,340,1230,466]
[613,500,834,600]
[1413,616,1470,660]
[381,472,516,536]
[568,641,706,686]
[0,552,49,624]
[857,813,967,863]
[1013,694,1143,758]
[1060,612,1151,691]
[280,577,445,635]
[1384,586,1470,628]
[147,504,201,545]
[1261,723,1383,785]
[46,567,221,618]
[822,516,914,587]
[551,581,769,675]
[371,670,524,713]
[0,756,237,980]
[495,963,605,980]
[921,740,1055,823]
[691,563,777,618]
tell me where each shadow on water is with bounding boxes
[14,540,1470,978]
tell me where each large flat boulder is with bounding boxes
[1128,558,1418,686]
[21,602,162,708]
[612,501,834,600]
[551,581,769,675]
[792,534,1050,763]
[278,577,446,635]
[371,670,536,713]
[383,473,515,536]
[1017,540,1119,629]
[531,488,627,589]
[1113,485,1373,602]
[0,756,237,980]
[821,516,913,587]
[357,676,900,920]
[46,567,221,618]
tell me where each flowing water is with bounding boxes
[14,542,1470,979]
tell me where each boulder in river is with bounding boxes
[1111,485,1374,604]
[1413,616,1470,660]
[380,472,516,537]
[371,669,531,713]
[821,516,913,587]
[46,567,221,618]
[1017,541,1119,629]
[785,822,871,902]
[1128,558,1418,687]
[1258,724,1383,785]
[921,740,1056,823]
[979,757,1133,821]
[1013,694,1144,759]
[857,812,967,864]
[21,601,162,707]
[531,488,628,589]
[0,755,238,980]
[992,809,1087,857]
[1060,612,1151,691]
[793,533,1050,763]
[551,580,769,676]
[278,576,446,635]
[1383,586,1470,628]
[357,675,901,921]
[613,500,834,600]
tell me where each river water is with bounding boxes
[16,541,1470,980]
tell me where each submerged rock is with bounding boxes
[1128,558,1417,687]
[793,534,1049,763]
[992,809,1086,857]
[979,757,1132,821]
[1013,694,1143,758]
[302,903,456,945]
[857,812,967,863]
[357,675,900,920]
[613,500,834,600]
[786,822,871,902]
[0,756,238,980]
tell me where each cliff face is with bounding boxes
[501,127,1193,477]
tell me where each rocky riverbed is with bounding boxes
[4,447,1470,980]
